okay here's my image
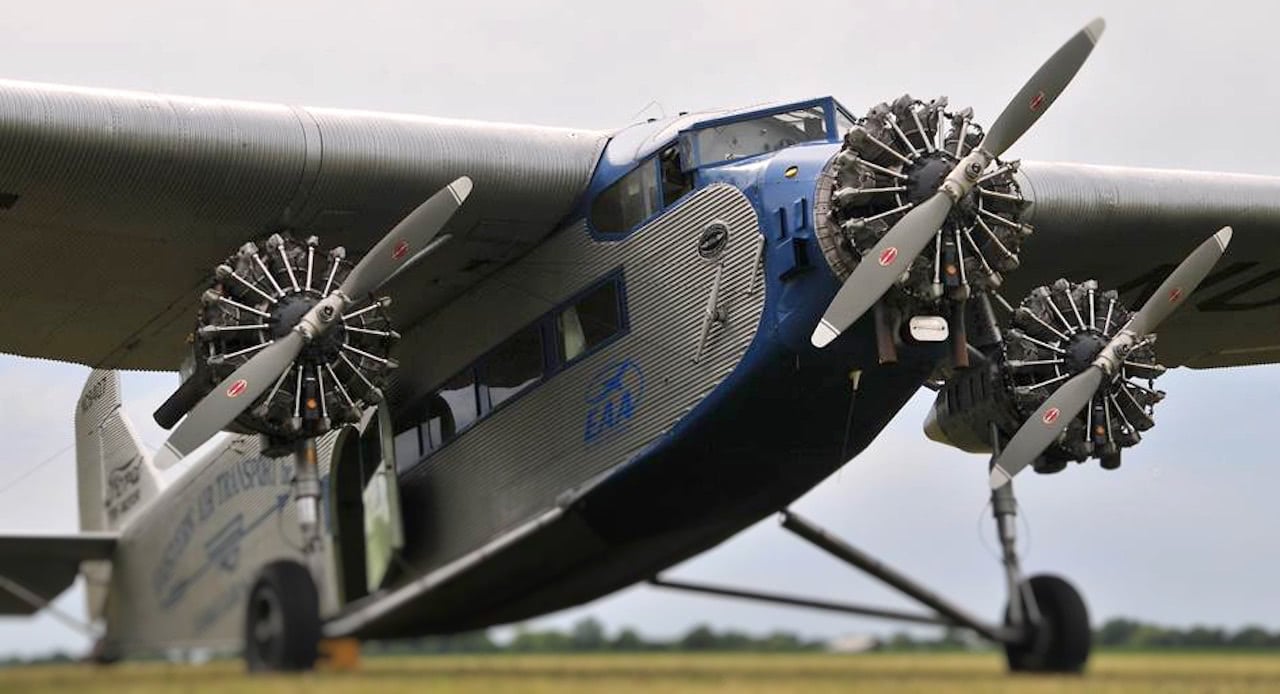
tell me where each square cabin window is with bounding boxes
[392,425,420,470]
[437,369,479,435]
[482,325,544,409]
[559,279,622,363]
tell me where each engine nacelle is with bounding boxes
[925,279,1166,473]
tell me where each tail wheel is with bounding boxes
[1004,574,1091,673]
[244,560,320,673]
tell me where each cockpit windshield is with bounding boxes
[681,102,844,168]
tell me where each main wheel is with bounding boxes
[244,560,320,672]
[1004,574,1091,673]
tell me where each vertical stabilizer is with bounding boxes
[74,370,162,534]
[75,370,163,623]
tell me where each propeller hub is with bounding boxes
[902,152,956,207]
[1063,329,1109,374]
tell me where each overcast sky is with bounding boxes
[2,0,1279,657]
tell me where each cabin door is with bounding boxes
[330,401,405,604]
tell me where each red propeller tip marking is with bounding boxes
[1029,90,1046,112]
[1042,407,1060,425]
[878,247,899,267]
[392,239,410,261]
[226,379,248,398]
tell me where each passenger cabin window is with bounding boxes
[392,272,628,467]
[392,426,419,471]
[438,369,479,434]
[481,324,545,409]
[559,279,623,363]
[591,145,692,235]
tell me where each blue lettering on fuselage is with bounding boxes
[584,359,644,444]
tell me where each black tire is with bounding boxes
[244,560,320,673]
[1004,574,1091,673]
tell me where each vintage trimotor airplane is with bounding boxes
[2,17,1277,673]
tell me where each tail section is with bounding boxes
[74,370,163,533]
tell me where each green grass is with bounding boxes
[3,652,1280,693]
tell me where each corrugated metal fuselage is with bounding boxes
[339,141,936,637]
[98,140,928,650]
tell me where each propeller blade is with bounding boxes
[1127,227,1232,337]
[158,332,305,467]
[981,18,1106,158]
[339,176,472,300]
[988,367,1104,489]
[811,193,952,347]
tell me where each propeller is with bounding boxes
[989,227,1233,489]
[811,18,1106,348]
[157,176,473,467]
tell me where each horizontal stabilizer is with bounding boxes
[0,532,117,615]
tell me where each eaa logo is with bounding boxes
[583,359,644,444]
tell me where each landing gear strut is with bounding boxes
[650,464,1091,672]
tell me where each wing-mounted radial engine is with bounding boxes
[922,227,1233,485]
[815,95,1031,365]
[150,175,473,465]
[172,234,398,454]
[146,175,472,595]
[924,279,1166,474]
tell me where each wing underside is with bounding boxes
[1013,161,1280,368]
[0,79,607,370]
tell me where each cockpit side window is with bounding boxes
[590,159,660,235]
[590,144,693,236]
[659,144,692,206]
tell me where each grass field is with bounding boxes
[3,652,1280,693]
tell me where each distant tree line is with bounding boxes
[6,616,1280,665]
[365,617,826,655]
[362,616,1280,655]
[1094,618,1280,650]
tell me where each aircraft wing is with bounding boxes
[0,532,117,615]
[0,79,607,370]
[1012,161,1280,368]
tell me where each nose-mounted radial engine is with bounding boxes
[810,18,1106,361]
[815,94,1030,366]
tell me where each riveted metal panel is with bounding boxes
[391,184,765,575]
